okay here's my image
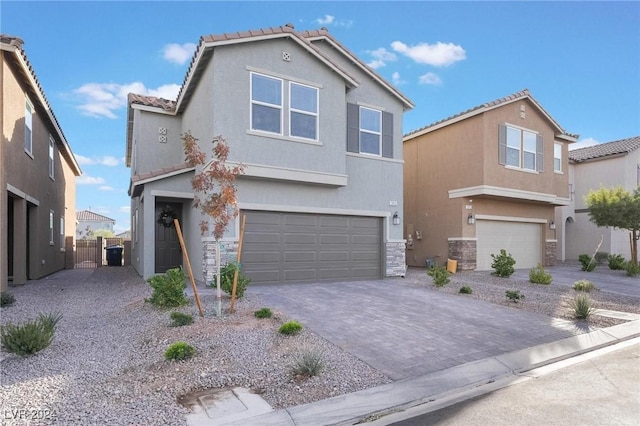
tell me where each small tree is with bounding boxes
[585,186,640,266]
[182,131,245,316]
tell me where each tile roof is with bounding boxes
[569,136,640,163]
[130,162,192,183]
[1,35,81,175]
[76,210,115,223]
[127,93,176,111]
[404,89,578,140]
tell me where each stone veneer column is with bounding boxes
[202,240,239,285]
[545,240,557,266]
[448,238,477,271]
[386,241,406,277]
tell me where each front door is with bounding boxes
[155,202,183,273]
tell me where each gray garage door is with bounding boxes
[476,220,542,270]
[241,211,382,284]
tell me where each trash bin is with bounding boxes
[105,246,123,266]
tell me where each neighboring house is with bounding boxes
[116,230,131,240]
[76,210,116,238]
[557,136,640,261]
[126,24,413,284]
[1,35,82,291]
[403,89,577,271]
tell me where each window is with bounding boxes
[554,143,562,173]
[60,217,65,248]
[49,211,55,245]
[499,124,543,172]
[25,100,33,155]
[289,82,318,140]
[346,103,394,158]
[133,209,138,248]
[251,72,282,134]
[49,135,55,179]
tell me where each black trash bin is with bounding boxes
[105,246,123,266]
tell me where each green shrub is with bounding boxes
[624,261,640,277]
[0,292,15,307]
[279,321,303,335]
[491,249,516,277]
[571,294,594,320]
[573,279,595,292]
[594,251,609,264]
[291,346,324,377]
[169,312,193,327]
[529,264,553,285]
[147,267,188,308]
[214,263,251,299]
[607,254,626,270]
[427,265,450,287]
[0,312,62,356]
[164,341,196,361]
[578,254,596,272]
[254,307,273,319]
[459,286,473,294]
[505,289,524,303]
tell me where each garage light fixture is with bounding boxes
[467,214,475,225]
[549,221,556,230]
[393,212,400,225]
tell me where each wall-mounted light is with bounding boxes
[393,212,400,225]
[549,221,556,230]
[467,214,475,225]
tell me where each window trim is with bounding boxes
[250,71,283,136]
[49,210,55,245]
[25,98,33,156]
[60,216,65,249]
[554,142,562,173]
[499,123,543,173]
[288,81,319,141]
[49,135,55,180]
[359,106,382,157]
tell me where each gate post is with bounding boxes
[65,236,74,269]
[96,236,103,267]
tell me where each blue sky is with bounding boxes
[3,1,639,233]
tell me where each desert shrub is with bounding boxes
[624,261,640,277]
[254,307,273,319]
[169,312,193,327]
[491,249,516,277]
[215,262,251,299]
[0,312,62,356]
[427,265,450,287]
[594,251,609,264]
[571,294,594,320]
[147,267,188,308]
[291,346,324,377]
[572,279,595,292]
[459,286,473,294]
[0,292,15,307]
[578,254,596,272]
[505,289,524,303]
[279,321,303,335]
[164,341,196,361]
[529,264,553,285]
[607,254,626,270]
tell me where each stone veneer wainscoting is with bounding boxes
[448,238,477,271]
[386,241,407,277]
[202,240,239,285]
[545,240,557,266]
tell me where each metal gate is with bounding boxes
[75,239,100,269]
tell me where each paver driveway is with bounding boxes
[251,276,580,381]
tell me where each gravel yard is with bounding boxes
[1,264,638,425]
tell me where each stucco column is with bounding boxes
[12,198,27,285]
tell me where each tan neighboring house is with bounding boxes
[76,210,116,238]
[403,89,578,271]
[557,136,640,261]
[1,35,81,291]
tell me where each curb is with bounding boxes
[219,319,640,426]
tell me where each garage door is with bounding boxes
[476,220,542,270]
[241,211,382,284]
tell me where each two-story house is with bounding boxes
[403,89,577,271]
[76,209,116,239]
[126,25,413,285]
[1,35,81,291]
[557,136,640,261]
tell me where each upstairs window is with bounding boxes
[499,124,543,172]
[289,82,318,140]
[347,103,394,158]
[554,143,562,173]
[251,72,282,134]
[359,107,382,155]
[25,100,33,155]
[49,135,55,179]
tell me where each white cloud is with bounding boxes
[392,72,405,86]
[163,43,197,65]
[77,175,106,185]
[99,185,114,191]
[76,154,120,167]
[316,14,335,25]
[391,41,466,67]
[419,72,442,85]
[366,47,397,69]
[314,14,353,28]
[74,82,180,119]
[569,137,600,151]
[119,206,131,213]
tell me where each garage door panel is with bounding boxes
[351,217,380,228]
[247,212,281,225]
[283,251,316,262]
[353,234,380,245]
[320,234,349,244]
[352,267,381,278]
[244,232,280,244]
[319,268,350,279]
[284,269,317,281]
[245,269,280,283]
[242,251,280,264]
[284,233,316,244]
[284,214,317,226]
[320,216,349,228]
[352,251,379,261]
[476,221,541,270]
[319,251,350,262]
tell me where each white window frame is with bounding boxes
[133,209,138,249]
[504,124,539,172]
[250,72,283,135]
[554,143,562,173]
[49,210,55,245]
[522,131,537,171]
[49,135,55,179]
[60,217,65,249]
[25,99,33,156]
[289,81,318,141]
[359,106,382,156]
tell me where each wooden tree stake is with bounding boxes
[174,218,204,317]
[230,214,246,313]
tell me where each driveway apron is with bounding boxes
[251,279,578,381]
